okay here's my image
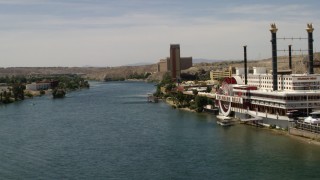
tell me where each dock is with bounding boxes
[240,116,262,122]
[147,94,158,103]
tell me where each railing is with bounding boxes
[293,121,320,134]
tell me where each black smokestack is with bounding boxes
[244,45,247,85]
[306,24,314,74]
[270,23,278,91]
[289,45,292,69]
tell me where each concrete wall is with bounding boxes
[289,128,320,141]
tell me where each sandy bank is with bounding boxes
[165,99,196,113]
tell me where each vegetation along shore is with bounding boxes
[0,74,89,104]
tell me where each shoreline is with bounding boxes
[162,98,320,146]
[165,98,196,113]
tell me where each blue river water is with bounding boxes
[0,81,320,179]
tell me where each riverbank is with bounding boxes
[261,126,320,146]
[165,98,196,113]
[163,97,320,146]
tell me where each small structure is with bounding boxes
[0,84,9,93]
[26,82,51,91]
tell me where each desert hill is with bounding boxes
[0,53,319,82]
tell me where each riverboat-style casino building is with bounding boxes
[215,24,320,128]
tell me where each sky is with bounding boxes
[0,0,320,67]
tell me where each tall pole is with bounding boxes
[289,45,292,69]
[244,45,248,85]
[306,23,314,74]
[270,23,278,91]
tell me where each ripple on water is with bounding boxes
[0,82,320,179]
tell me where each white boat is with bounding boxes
[304,112,320,124]
[216,120,233,127]
[216,115,231,121]
[216,115,233,126]
[203,104,219,115]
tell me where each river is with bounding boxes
[0,81,319,179]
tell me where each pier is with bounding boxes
[147,93,158,103]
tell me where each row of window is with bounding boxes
[248,76,293,80]
[249,81,320,85]
[293,82,320,86]
[251,94,320,100]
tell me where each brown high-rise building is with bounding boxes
[157,44,193,81]
[169,44,181,81]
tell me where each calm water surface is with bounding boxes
[0,81,320,179]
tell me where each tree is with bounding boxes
[12,83,25,101]
[206,86,212,93]
[40,90,45,95]
[81,80,90,88]
[176,91,185,105]
[153,84,163,97]
[165,83,176,92]
[192,89,198,96]
[160,73,173,86]
[2,90,12,104]
[195,95,209,112]
[52,88,66,98]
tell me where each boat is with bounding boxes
[216,120,233,127]
[203,104,219,115]
[304,111,320,124]
[216,115,233,126]
[216,115,231,121]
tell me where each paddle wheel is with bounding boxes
[216,77,237,116]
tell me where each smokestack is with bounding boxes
[289,45,292,69]
[306,23,314,74]
[270,23,278,91]
[243,45,248,85]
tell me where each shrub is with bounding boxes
[269,124,276,129]
[25,92,33,98]
[40,90,45,95]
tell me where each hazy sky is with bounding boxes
[0,0,319,67]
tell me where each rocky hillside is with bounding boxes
[0,64,158,81]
